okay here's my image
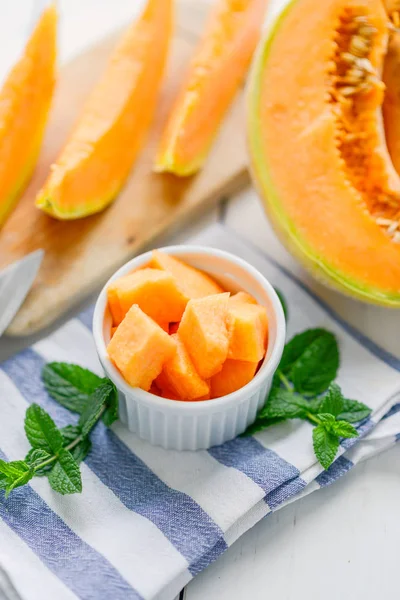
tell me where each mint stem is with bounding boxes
[278,371,292,392]
[32,405,106,473]
[306,412,320,425]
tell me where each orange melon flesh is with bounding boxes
[156,334,210,400]
[383,32,400,184]
[149,250,224,298]
[0,4,57,226]
[169,322,180,335]
[210,359,258,398]
[228,301,268,362]
[230,291,258,305]
[107,304,176,390]
[110,326,118,338]
[155,0,268,176]
[36,0,173,219]
[247,0,400,305]
[178,293,230,379]
[107,268,187,327]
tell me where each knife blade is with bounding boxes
[0,250,44,337]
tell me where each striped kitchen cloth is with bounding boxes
[0,223,399,600]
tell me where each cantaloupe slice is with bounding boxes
[107,268,187,326]
[107,304,176,390]
[210,359,258,398]
[149,250,224,299]
[156,334,210,400]
[36,0,173,219]
[0,4,57,226]
[228,301,268,362]
[178,293,230,379]
[230,291,258,305]
[155,0,268,176]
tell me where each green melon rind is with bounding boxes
[246,0,400,308]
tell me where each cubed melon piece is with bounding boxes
[110,326,118,338]
[228,302,268,362]
[230,291,258,305]
[157,333,210,400]
[210,359,258,398]
[178,293,230,379]
[107,268,187,326]
[149,250,224,299]
[107,305,176,390]
[169,322,179,335]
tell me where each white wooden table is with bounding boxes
[0,2,399,600]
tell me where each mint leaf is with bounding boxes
[24,404,63,453]
[0,460,30,479]
[260,388,309,420]
[280,329,339,395]
[316,413,336,424]
[0,460,33,497]
[313,424,339,469]
[274,288,288,320]
[25,448,52,475]
[290,333,339,395]
[337,398,371,423]
[102,382,119,427]
[71,438,92,464]
[60,425,81,445]
[319,383,344,416]
[79,380,116,436]
[279,329,329,373]
[42,363,103,414]
[331,420,358,439]
[48,449,82,495]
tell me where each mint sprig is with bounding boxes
[0,368,118,497]
[245,326,371,470]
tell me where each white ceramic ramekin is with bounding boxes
[93,246,286,451]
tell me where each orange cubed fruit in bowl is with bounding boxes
[178,292,230,379]
[210,359,258,398]
[169,322,180,335]
[157,333,210,400]
[228,300,268,362]
[230,291,257,305]
[149,250,224,299]
[110,325,118,338]
[107,268,187,326]
[107,304,176,390]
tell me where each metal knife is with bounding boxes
[0,250,44,337]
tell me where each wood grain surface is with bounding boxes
[0,1,249,336]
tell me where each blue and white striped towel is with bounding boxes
[0,223,399,600]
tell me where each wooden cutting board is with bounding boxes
[0,1,249,337]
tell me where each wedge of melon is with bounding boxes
[107,304,176,390]
[210,359,258,398]
[178,293,230,379]
[0,4,57,226]
[156,334,210,400]
[107,268,187,326]
[149,250,224,298]
[36,0,173,219]
[247,0,400,305]
[383,10,400,186]
[155,0,268,176]
[228,301,268,362]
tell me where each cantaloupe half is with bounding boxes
[247,0,400,306]
[155,0,268,176]
[0,4,57,226]
[36,0,173,219]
